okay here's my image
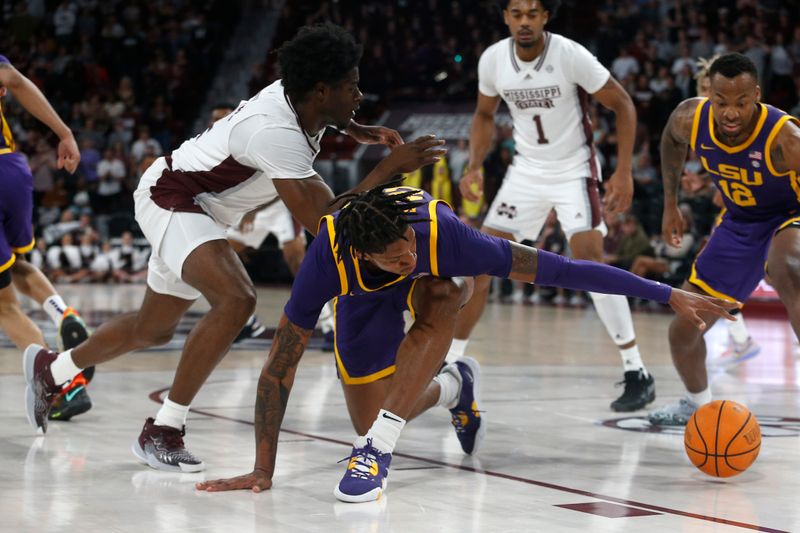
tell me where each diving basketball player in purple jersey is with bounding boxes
[23,24,445,470]
[649,53,800,425]
[196,181,735,502]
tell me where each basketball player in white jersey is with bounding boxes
[452,0,655,411]
[23,23,445,471]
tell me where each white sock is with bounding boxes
[688,388,712,406]
[50,349,82,385]
[318,301,334,334]
[43,295,68,327]
[445,338,468,364]
[155,397,190,430]
[728,312,749,344]
[620,346,647,376]
[433,368,461,408]
[355,409,406,454]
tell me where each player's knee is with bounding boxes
[768,253,800,296]
[133,322,175,347]
[668,316,701,346]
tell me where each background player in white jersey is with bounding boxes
[454,0,654,412]
[23,24,445,472]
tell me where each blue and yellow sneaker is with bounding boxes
[447,357,485,455]
[334,438,392,503]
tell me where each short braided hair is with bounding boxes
[333,180,430,262]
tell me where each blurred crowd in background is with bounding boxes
[2,0,798,302]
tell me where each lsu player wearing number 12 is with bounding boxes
[647,52,800,427]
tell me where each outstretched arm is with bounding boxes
[275,135,446,235]
[506,243,737,330]
[660,98,703,246]
[0,59,79,173]
[459,92,501,202]
[196,315,312,493]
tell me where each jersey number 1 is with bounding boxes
[532,115,549,144]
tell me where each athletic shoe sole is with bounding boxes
[459,356,487,455]
[333,479,387,503]
[23,344,46,434]
[130,440,205,473]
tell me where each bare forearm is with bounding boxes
[253,318,312,476]
[329,158,396,211]
[3,69,71,140]
[660,133,687,205]
[467,112,496,171]
[611,98,636,172]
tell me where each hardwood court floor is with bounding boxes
[1,284,797,532]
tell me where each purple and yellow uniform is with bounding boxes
[0,54,36,276]
[690,98,800,301]
[284,187,511,384]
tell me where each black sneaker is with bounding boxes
[49,383,92,421]
[58,307,95,383]
[610,370,655,412]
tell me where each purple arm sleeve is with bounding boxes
[534,250,673,304]
[283,229,342,329]
[436,203,512,277]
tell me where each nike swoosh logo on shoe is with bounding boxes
[65,386,84,402]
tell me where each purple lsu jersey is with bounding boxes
[285,187,512,330]
[283,187,511,384]
[691,98,800,221]
[0,55,17,155]
[688,99,800,301]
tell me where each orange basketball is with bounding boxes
[684,400,761,477]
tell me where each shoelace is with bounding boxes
[156,425,187,450]
[338,439,382,480]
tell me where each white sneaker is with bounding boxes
[711,337,761,369]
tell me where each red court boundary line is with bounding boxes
[148,387,787,533]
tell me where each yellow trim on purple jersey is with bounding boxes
[352,250,410,293]
[406,278,419,321]
[708,103,768,154]
[428,200,441,277]
[689,98,708,152]
[323,215,349,296]
[331,296,397,385]
[764,115,800,205]
[12,237,35,254]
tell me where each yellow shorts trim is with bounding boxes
[0,254,16,273]
[11,237,35,254]
[777,216,800,232]
[688,262,739,303]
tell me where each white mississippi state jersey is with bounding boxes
[479,33,610,181]
[146,79,322,227]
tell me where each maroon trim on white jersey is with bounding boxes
[577,87,599,182]
[534,32,551,71]
[585,177,603,229]
[508,39,521,72]
[149,155,258,213]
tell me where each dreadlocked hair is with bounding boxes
[332,179,430,263]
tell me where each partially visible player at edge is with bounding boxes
[648,52,800,425]
[196,181,736,502]
[0,55,93,422]
[22,24,445,472]
[455,0,655,412]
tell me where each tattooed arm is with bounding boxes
[769,119,800,175]
[196,314,312,493]
[505,241,735,328]
[660,98,703,247]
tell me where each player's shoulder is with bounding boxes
[481,37,512,61]
[547,32,586,54]
[673,97,706,124]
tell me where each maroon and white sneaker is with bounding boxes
[131,418,205,472]
[23,344,60,434]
